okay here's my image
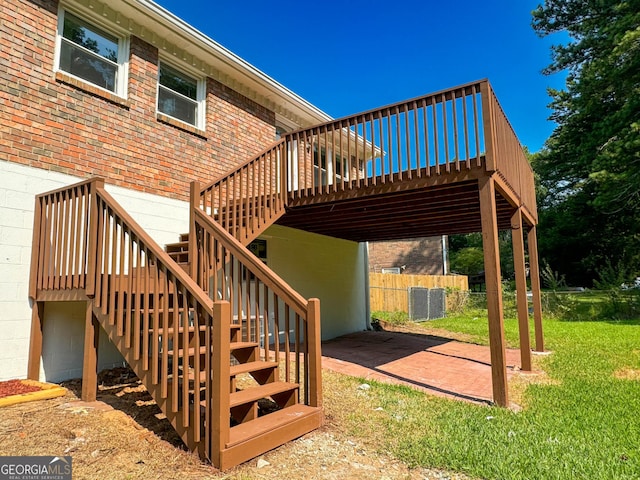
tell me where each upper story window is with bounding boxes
[157,62,205,129]
[55,10,128,97]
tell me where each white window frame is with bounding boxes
[54,7,129,98]
[156,60,206,130]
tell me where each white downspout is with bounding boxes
[364,241,371,330]
[442,235,449,275]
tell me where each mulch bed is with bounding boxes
[0,379,43,398]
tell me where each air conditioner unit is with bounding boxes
[408,287,446,321]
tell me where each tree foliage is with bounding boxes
[531,0,640,286]
[449,232,514,279]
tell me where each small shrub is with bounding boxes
[540,261,566,290]
[541,291,579,319]
[445,289,470,314]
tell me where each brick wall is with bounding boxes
[368,237,444,275]
[0,0,277,201]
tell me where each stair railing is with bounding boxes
[198,140,288,245]
[29,177,228,463]
[190,188,322,409]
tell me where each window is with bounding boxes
[313,145,350,186]
[381,267,401,274]
[56,10,128,96]
[157,62,205,128]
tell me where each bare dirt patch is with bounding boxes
[613,368,640,380]
[0,367,472,480]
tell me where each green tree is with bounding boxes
[449,232,514,279]
[531,0,640,286]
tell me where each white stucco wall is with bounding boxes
[261,224,368,340]
[0,160,189,381]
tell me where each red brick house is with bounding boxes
[368,236,447,275]
[1,0,544,469]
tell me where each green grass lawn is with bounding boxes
[333,305,640,479]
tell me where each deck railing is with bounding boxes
[282,80,488,197]
[196,80,535,245]
[29,178,96,299]
[482,83,538,219]
[190,189,321,408]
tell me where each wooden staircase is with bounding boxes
[28,178,323,470]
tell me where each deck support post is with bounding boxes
[511,208,532,371]
[479,175,508,407]
[27,301,45,381]
[82,301,99,402]
[527,225,544,352]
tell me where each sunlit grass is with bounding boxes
[328,306,640,479]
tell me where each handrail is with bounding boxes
[193,207,307,316]
[198,141,288,244]
[29,177,226,462]
[96,187,214,315]
[191,184,321,407]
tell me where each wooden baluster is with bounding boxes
[403,103,411,180]
[133,236,142,360]
[453,91,460,172]
[192,296,201,442]
[463,88,471,169]
[125,226,134,349]
[116,219,126,337]
[108,211,118,325]
[442,93,450,173]
[171,273,180,412]
[394,107,401,180]
[472,84,481,167]
[413,101,421,177]
[60,189,71,289]
[422,98,431,176]
[376,111,385,183]
[432,97,440,174]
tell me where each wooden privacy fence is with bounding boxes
[369,273,468,312]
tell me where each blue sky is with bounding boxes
[156,0,567,153]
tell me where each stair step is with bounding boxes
[227,404,320,449]
[167,345,209,357]
[165,241,189,252]
[179,233,189,242]
[230,341,258,351]
[230,360,278,377]
[166,340,257,357]
[229,381,298,408]
[188,360,278,383]
[153,325,206,335]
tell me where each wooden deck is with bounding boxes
[28,79,543,469]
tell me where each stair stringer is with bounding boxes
[91,304,205,454]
